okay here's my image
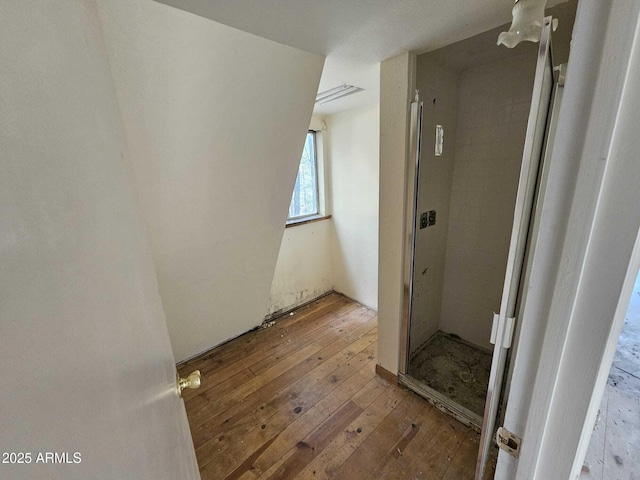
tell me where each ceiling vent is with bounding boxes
[315,84,364,105]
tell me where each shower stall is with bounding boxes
[404,32,542,427]
[398,1,576,477]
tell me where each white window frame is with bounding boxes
[286,130,327,226]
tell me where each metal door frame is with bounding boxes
[475,17,557,480]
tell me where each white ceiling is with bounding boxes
[156,0,567,115]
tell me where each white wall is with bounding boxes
[266,107,380,317]
[97,0,324,361]
[378,52,415,374]
[327,104,380,309]
[265,219,333,318]
[265,115,333,318]
[0,1,198,477]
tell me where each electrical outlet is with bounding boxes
[428,210,436,226]
[420,212,428,229]
[420,210,436,229]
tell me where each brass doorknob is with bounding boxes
[177,370,201,397]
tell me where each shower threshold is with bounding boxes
[400,331,492,431]
[399,372,483,432]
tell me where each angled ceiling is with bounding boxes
[155,0,568,115]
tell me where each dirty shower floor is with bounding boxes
[408,331,492,417]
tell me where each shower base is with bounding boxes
[406,331,492,426]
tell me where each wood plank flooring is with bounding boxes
[581,383,640,479]
[178,293,485,480]
[581,272,640,480]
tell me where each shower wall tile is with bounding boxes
[440,52,536,350]
[410,55,461,354]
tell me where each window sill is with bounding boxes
[285,214,332,228]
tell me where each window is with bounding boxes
[288,131,319,221]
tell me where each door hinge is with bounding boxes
[496,427,521,458]
[554,63,567,86]
[490,313,516,348]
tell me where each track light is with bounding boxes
[315,84,364,105]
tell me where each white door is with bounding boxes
[475,17,556,480]
[0,2,200,479]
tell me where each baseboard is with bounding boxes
[375,364,398,385]
[263,290,334,323]
[177,290,336,366]
[332,289,378,312]
[175,327,255,366]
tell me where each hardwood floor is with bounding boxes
[581,384,640,479]
[178,293,486,480]
[581,272,640,479]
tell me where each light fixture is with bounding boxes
[315,84,364,105]
[498,0,547,48]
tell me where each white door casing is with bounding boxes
[0,2,200,479]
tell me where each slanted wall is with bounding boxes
[97,0,324,361]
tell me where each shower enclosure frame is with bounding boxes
[399,91,486,428]
[398,93,487,432]
[397,16,560,480]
